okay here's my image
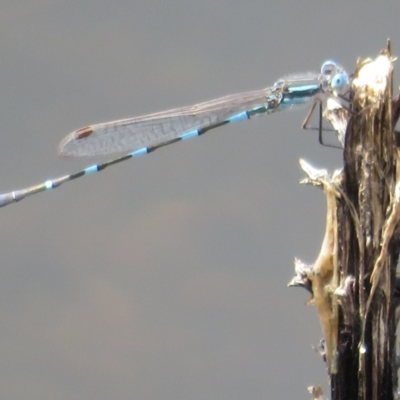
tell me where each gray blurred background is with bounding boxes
[0,1,398,399]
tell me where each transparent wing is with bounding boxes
[58,87,274,157]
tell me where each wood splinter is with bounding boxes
[289,159,341,374]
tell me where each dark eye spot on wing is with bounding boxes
[75,127,94,140]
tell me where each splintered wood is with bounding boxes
[289,160,341,374]
[289,48,400,400]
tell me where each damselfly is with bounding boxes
[0,60,349,208]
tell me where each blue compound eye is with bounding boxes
[331,72,349,94]
[321,60,338,76]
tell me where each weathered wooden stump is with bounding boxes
[290,42,400,400]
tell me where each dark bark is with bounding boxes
[333,44,398,400]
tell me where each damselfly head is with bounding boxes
[319,59,349,96]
